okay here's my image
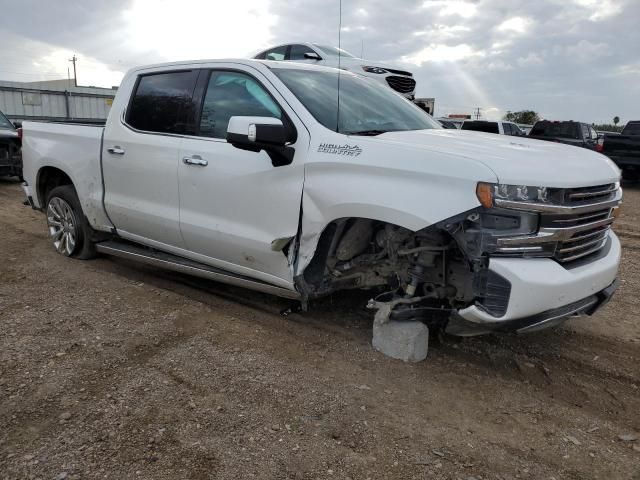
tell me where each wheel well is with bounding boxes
[296,216,477,309]
[37,167,73,206]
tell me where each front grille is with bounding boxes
[386,76,416,94]
[555,225,611,263]
[542,206,615,263]
[562,184,617,205]
[495,184,621,264]
[541,208,612,228]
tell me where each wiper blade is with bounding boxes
[344,129,391,136]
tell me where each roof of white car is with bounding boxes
[125,58,355,76]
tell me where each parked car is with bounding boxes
[253,43,416,99]
[22,59,621,339]
[528,120,600,150]
[602,121,640,181]
[0,109,22,179]
[461,120,525,136]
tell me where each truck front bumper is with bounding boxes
[447,232,621,335]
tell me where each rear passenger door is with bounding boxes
[102,69,199,248]
[502,123,512,136]
[177,65,309,287]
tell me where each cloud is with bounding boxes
[422,1,478,18]
[496,17,531,34]
[403,43,483,65]
[0,0,638,123]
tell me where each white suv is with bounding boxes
[253,43,416,99]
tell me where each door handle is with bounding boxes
[107,146,125,155]
[183,156,208,167]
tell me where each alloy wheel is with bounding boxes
[47,197,77,256]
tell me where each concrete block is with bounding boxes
[372,320,429,362]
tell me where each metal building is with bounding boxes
[0,79,117,124]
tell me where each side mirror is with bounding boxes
[226,116,295,167]
[303,52,321,60]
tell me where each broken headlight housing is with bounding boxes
[470,182,558,258]
[476,182,560,208]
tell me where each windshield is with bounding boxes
[313,45,356,58]
[273,68,441,134]
[461,122,499,134]
[530,121,579,139]
[0,110,14,130]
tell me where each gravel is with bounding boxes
[1,179,640,479]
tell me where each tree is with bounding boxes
[503,110,540,125]
[613,116,620,126]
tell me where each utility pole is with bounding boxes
[474,107,481,120]
[69,54,78,87]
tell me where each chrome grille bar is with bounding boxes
[492,183,621,263]
[567,183,617,200]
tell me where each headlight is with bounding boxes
[362,66,387,74]
[476,182,554,209]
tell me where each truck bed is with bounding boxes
[21,121,112,229]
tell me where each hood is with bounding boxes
[331,56,410,74]
[374,129,620,188]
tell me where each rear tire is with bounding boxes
[45,185,97,259]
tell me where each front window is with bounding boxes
[272,68,440,134]
[262,46,287,61]
[198,71,282,139]
[0,110,14,130]
[289,44,317,60]
[313,45,356,58]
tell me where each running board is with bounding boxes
[95,240,301,300]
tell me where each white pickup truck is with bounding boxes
[22,59,622,336]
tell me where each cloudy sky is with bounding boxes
[0,0,638,122]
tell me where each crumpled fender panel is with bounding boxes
[295,133,497,275]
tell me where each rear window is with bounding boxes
[622,122,640,135]
[127,70,199,134]
[530,121,580,139]
[461,122,499,134]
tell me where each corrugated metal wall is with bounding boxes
[0,80,116,122]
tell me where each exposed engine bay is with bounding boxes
[295,216,491,326]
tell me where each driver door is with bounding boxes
[177,66,309,288]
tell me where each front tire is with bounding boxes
[46,185,96,259]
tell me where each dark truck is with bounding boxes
[528,120,600,151]
[602,121,640,181]
[0,109,22,179]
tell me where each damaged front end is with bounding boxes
[294,212,497,330]
[294,182,622,335]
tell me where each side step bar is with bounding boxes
[95,240,301,300]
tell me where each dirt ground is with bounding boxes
[1,179,639,480]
